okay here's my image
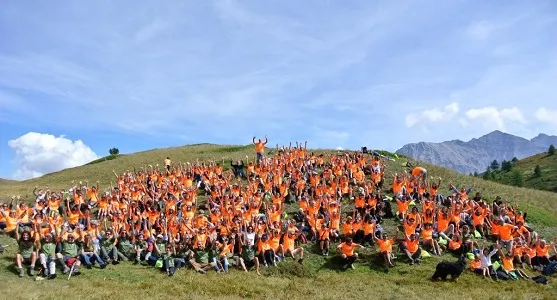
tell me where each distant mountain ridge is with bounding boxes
[396,131,557,174]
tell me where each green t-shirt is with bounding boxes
[462,232,472,242]
[208,248,218,261]
[82,242,95,253]
[135,240,148,250]
[118,238,134,256]
[18,239,34,259]
[176,248,191,259]
[163,254,175,268]
[62,242,78,257]
[194,249,209,264]
[101,237,116,249]
[156,242,166,254]
[41,241,56,259]
[242,245,255,261]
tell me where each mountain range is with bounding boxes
[396,131,557,174]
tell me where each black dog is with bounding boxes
[431,255,467,281]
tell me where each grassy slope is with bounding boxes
[1,144,557,299]
[489,152,557,193]
[0,179,16,186]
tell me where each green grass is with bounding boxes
[86,154,122,165]
[1,144,557,299]
[483,152,557,193]
[0,179,16,186]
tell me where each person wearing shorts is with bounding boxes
[15,229,36,277]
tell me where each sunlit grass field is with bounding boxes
[0,144,556,299]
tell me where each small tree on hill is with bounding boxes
[549,144,556,156]
[109,148,120,155]
[501,160,513,172]
[534,164,542,178]
[473,171,479,177]
[490,160,500,171]
[510,170,524,187]
[511,157,518,164]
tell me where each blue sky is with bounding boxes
[1,0,557,179]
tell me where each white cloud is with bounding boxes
[535,107,557,125]
[7,132,99,180]
[464,106,526,130]
[405,102,460,128]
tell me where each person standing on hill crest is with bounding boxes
[252,136,268,165]
[164,157,171,172]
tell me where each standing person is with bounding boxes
[252,136,268,165]
[231,160,246,178]
[164,157,171,172]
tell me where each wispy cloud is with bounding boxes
[405,102,459,128]
[465,106,527,131]
[0,0,556,177]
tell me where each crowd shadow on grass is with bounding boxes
[1,256,20,276]
[316,252,389,273]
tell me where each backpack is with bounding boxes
[65,257,78,267]
[543,260,557,275]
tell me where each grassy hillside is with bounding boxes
[0,178,16,186]
[481,152,557,193]
[1,144,557,299]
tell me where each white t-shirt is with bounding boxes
[244,232,255,247]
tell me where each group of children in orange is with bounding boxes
[1,138,556,282]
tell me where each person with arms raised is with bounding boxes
[253,136,268,165]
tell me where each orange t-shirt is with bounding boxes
[340,242,356,256]
[499,224,515,241]
[378,238,394,253]
[255,142,265,153]
[406,239,419,253]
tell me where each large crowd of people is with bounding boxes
[1,137,556,283]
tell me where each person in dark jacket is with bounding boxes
[231,160,246,179]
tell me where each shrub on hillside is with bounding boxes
[534,165,542,178]
[509,170,524,187]
[501,160,513,172]
[490,160,500,171]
